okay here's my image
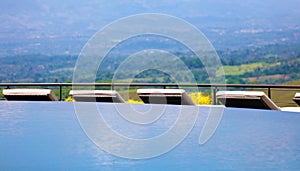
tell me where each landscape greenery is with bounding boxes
[0,44,299,85]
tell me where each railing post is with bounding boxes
[213,87,217,105]
[59,85,62,101]
[267,87,271,98]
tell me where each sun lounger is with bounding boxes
[216,91,280,110]
[69,90,125,103]
[293,93,300,106]
[3,89,58,101]
[137,89,195,105]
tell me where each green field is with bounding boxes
[217,62,280,76]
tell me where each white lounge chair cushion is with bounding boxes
[137,89,195,105]
[3,89,58,101]
[216,91,280,110]
[69,90,125,103]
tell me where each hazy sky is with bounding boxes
[0,0,299,55]
[1,0,300,29]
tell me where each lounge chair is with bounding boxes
[3,89,58,101]
[137,89,195,105]
[69,90,125,103]
[293,93,300,106]
[216,91,280,110]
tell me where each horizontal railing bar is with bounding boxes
[0,83,300,89]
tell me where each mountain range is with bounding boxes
[0,0,300,57]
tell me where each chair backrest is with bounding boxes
[3,89,58,101]
[137,89,195,105]
[216,91,280,110]
[69,90,125,103]
[293,93,300,106]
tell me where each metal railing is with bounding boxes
[1,83,300,106]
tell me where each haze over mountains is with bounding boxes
[0,0,300,84]
[0,0,300,56]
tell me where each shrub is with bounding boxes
[65,96,75,102]
[126,99,144,104]
[189,92,211,105]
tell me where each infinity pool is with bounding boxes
[0,101,299,170]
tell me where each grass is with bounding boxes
[0,88,3,100]
[270,80,300,107]
[270,89,299,107]
[216,62,280,76]
[245,74,289,83]
[286,80,300,85]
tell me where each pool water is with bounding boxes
[0,101,299,170]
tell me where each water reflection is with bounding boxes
[0,102,299,170]
[0,101,27,136]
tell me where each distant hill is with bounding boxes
[0,55,76,83]
[0,44,299,84]
[0,0,300,56]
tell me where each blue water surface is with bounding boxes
[0,101,299,170]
